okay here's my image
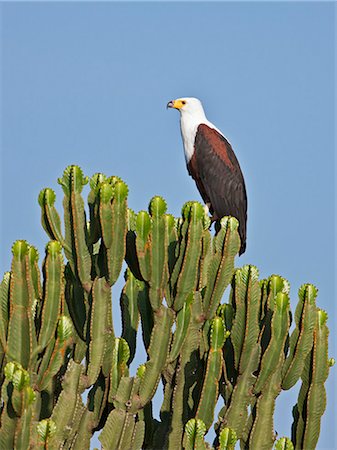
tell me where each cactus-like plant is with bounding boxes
[0,165,333,449]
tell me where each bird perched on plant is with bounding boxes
[167,97,247,255]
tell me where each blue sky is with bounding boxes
[1,2,335,449]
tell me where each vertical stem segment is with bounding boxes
[58,165,92,292]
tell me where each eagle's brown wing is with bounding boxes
[187,123,247,255]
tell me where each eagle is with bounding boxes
[167,97,247,255]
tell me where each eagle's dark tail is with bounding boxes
[239,238,246,256]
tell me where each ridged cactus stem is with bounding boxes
[248,368,282,449]
[99,180,128,286]
[219,266,261,438]
[36,315,73,391]
[148,197,168,310]
[282,284,317,390]
[167,292,204,449]
[109,338,130,401]
[292,309,330,450]
[48,360,84,447]
[99,408,145,450]
[135,211,152,284]
[138,306,173,405]
[0,272,10,352]
[86,277,112,386]
[196,317,230,430]
[37,241,64,352]
[171,202,204,312]
[168,292,193,362]
[1,363,36,449]
[254,293,290,394]
[121,269,141,363]
[203,217,240,319]
[7,241,37,369]
[219,427,238,450]
[87,173,106,246]
[38,188,68,251]
[137,283,153,352]
[182,418,207,450]
[58,166,92,292]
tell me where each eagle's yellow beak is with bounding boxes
[167,99,184,110]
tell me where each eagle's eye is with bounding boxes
[181,100,186,105]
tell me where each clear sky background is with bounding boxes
[1,2,335,449]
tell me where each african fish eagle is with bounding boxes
[167,97,247,255]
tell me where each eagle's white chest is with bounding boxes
[180,118,199,163]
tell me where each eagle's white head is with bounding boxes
[167,97,206,121]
